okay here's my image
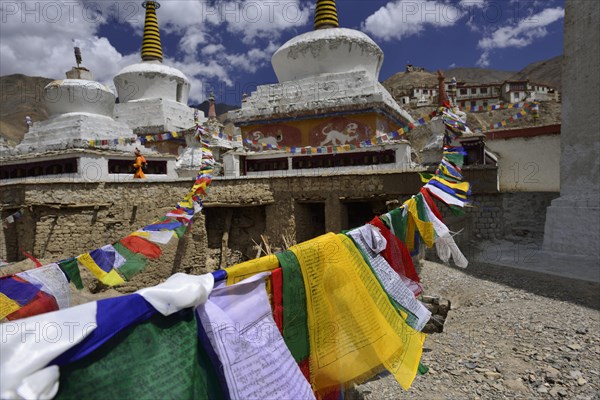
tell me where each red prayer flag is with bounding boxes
[6,290,59,321]
[119,236,162,259]
[271,268,284,335]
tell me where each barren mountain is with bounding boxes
[0,74,54,145]
[509,55,562,91]
[445,67,515,84]
[383,56,563,98]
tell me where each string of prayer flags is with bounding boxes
[0,139,215,304]
[138,131,181,144]
[480,103,533,132]
[456,101,529,113]
[87,136,138,148]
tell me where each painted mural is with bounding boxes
[376,116,403,138]
[241,113,403,148]
[244,124,301,151]
[309,117,372,147]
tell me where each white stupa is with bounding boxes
[113,0,199,135]
[229,0,413,138]
[15,52,134,154]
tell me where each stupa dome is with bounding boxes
[113,61,190,104]
[271,28,384,83]
[44,78,115,117]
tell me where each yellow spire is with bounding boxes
[314,0,339,30]
[141,1,162,62]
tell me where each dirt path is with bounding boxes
[354,261,600,399]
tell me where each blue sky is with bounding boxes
[0,1,564,105]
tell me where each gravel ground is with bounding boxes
[354,260,600,400]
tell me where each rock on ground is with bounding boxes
[353,260,600,400]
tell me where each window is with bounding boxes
[245,157,288,172]
[460,89,468,95]
[108,159,167,174]
[1,158,78,180]
[480,87,488,94]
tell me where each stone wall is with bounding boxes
[2,167,556,292]
[437,192,559,243]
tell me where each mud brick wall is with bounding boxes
[2,167,557,291]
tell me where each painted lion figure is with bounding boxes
[319,123,359,146]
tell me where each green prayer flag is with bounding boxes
[449,205,466,217]
[174,224,188,238]
[56,309,225,400]
[444,154,464,168]
[387,207,408,243]
[415,194,430,224]
[112,242,147,280]
[58,258,83,290]
[276,251,310,363]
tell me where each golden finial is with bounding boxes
[314,0,339,30]
[141,1,162,62]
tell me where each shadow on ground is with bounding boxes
[438,257,600,311]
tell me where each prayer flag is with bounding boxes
[58,258,84,290]
[119,236,162,259]
[77,253,125,286]
[290,234,425,392]
[197,273,315,400]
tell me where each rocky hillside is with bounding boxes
[509,55,562,91]
[0,74,54,145]
[383,55,563,97]
[446,67,515,84]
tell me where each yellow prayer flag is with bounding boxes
[77,253,125,286]
[431,177,470,198]
[130,231,151,239]
[225,254,280,286]
[403,197,435,248]
[290,233,425,392]
[0,293,21,320]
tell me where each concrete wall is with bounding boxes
[486,134,560,192]
[543,0,600,257]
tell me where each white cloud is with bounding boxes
[362,0,462,41]
[476,6,564,67]
[218,0,311,44]
[0,0,311,104]
[459,0,487,9]
[0,1,126,84]
[201,44,226,56]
